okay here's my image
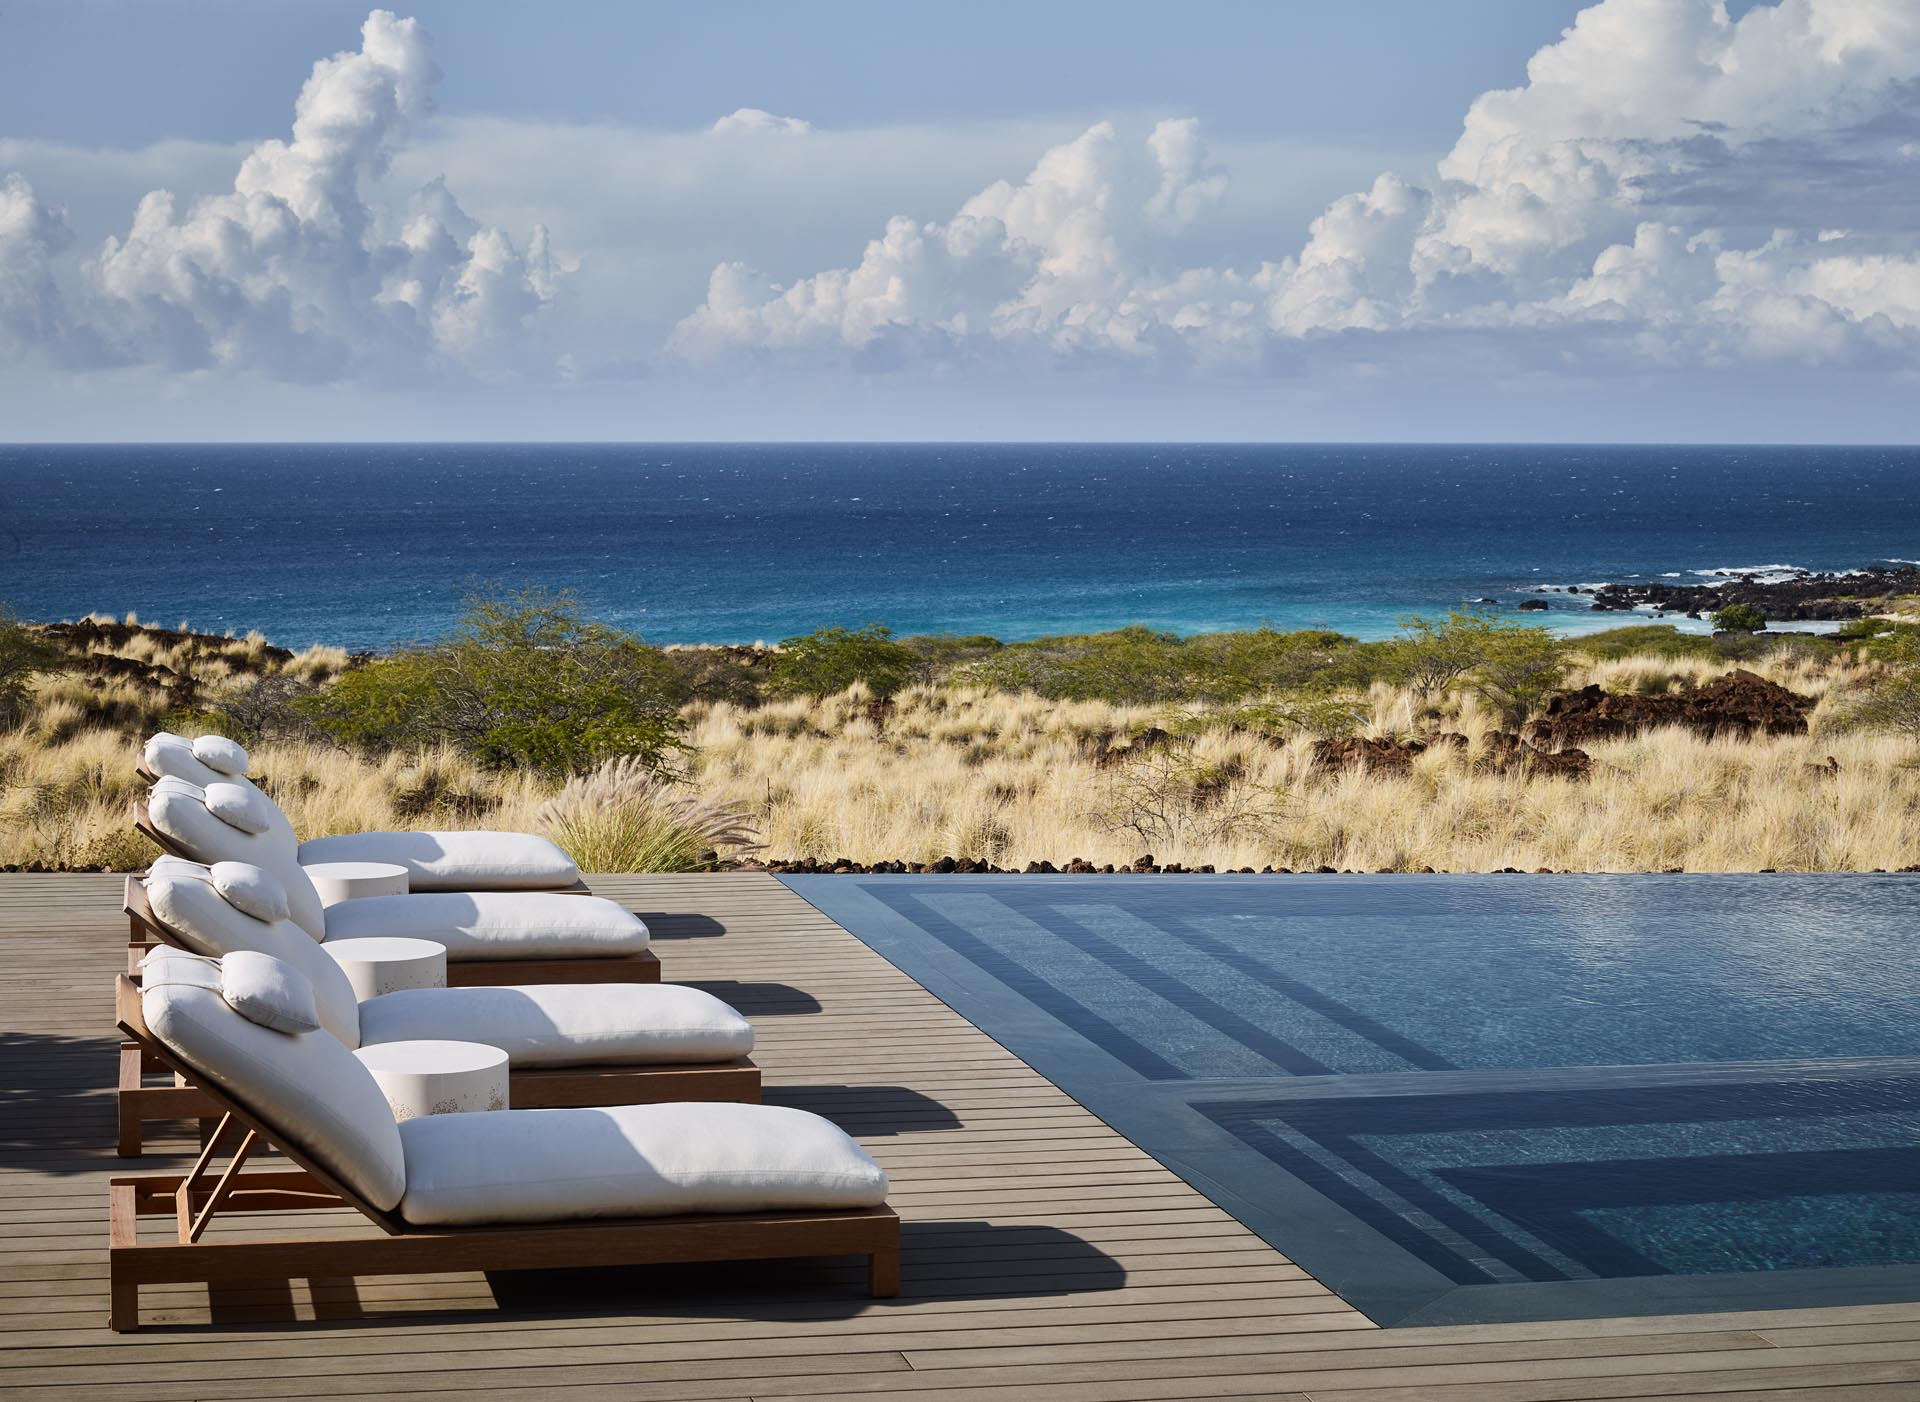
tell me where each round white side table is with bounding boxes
[323,936,447,1001]
[357,1040,508,1121]
[306,860,409,905]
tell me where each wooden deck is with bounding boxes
[3,870,1919,1400]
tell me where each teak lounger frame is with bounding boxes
[110,977,899,1332]
[118,880,757,1156]
[131,801,659,987]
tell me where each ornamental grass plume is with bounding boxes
[536,755,763,873]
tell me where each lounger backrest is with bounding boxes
[140,948,405,1213]
[146,777,328,940]
[144,863,361,1046]
[143,732,232,789]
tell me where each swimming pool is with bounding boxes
[785,874,1920,1325]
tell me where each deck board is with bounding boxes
[1,870,1916,1399]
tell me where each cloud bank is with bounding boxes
[673,0,1920,372]
[0,10,557,382]
[5,0,1919,419]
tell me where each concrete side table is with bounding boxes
[306,860,409,905]
[357,1040,509,1120]
[322,936,447,1001]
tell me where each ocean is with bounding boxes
[3,442,1918,651]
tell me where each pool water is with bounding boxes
[787,874,1920,1325]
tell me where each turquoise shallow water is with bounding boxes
[4,442,1919,648]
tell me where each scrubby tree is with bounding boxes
[1711,603,1767,634]
[0,605,58,730]
[299,588,686,776]
[1385,609,1568,726]
[1386,611,1491,700]
[770,623,919,699]
[1470,624,1570,728]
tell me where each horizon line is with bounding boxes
[7,440,1920,451]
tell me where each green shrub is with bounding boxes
[901,633,1004,674]
[770,624,919,699]
[298,589,686,776]
[1711,603,1767,634]
[949,625,1374,704]
[1573,625,1723,661]
[659,647,766,707]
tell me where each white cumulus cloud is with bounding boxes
[711,108,814,136]
[0,173,80,357]
[670,117,1232,360]
[672,0,1920,372]
[0,10,561,383]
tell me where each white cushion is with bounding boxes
[219,950,320,1035]
[147,853,213,884]
[146,779,327,940]
[144,732,227,788]
[192,734,250,777]
[144,867,362,1045]
[299,830,580,892]
[211,860,289,923]
[205,781,274,834]
[397,1101,888,1227]
[357,983,753,1067]
[140,948,404,1212]
[322,892,649,960]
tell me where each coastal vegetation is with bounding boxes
[4,594,1920,874]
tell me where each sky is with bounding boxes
[1,0,1918,442]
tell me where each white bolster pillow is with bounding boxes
[211,860,290,923]
[219,950,321,1035]
[205,781,274,834]
[193,735,251,777]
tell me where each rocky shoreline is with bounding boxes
[1537,562,1920,621]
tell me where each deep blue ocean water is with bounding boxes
[4,442,1919,649]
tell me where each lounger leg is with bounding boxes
[109,1277,138,1333]
[116,1046,143,1158]
[868,1245,900,1298]
[109,1182,140,1331]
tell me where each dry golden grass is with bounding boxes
[2,633,1914,872]
[0,728,550,870]
[683,654,1920,873]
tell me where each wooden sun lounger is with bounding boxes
[117,880,757,1155]
[129,772,598,895]
[131,802,657,985]
[109,977,898,1332]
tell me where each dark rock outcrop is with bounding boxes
[1581,562,1920,620]
[1479,730,1593,778]
[1095,726,1175,767]
[1523,669,1813,750]
[1311,736,1426,774]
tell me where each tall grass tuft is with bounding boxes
[536,756,762,873]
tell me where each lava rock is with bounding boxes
[1523,669,1813,750]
